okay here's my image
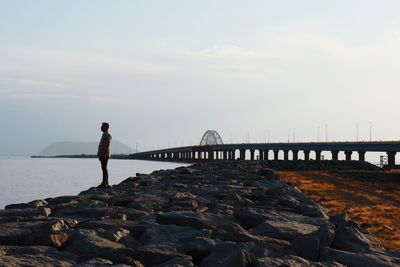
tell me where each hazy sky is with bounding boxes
[1,1,400,154]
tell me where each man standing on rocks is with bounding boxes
[98,122,112,188]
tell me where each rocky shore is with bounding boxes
[0,161,399,266]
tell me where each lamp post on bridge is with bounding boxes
[325,125,328,142]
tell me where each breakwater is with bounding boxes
[0,161,399,266]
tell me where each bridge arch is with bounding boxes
[199,130,223,146]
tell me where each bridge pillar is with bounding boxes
[231,150,236,160]
[273,150,279,160]
[292,150,299,161]
[260,150,266,160]
[250,150,255,161]
[345,151,352,161]
[208,150,214,160]
[315,151,322,161]
[304,150,310,161]
[284,150,289,161]
[265,150,269,160]
[331,151,339,161]
[240,150,246,160]
[358,151,366,162]
[387,152,396,167]
[258,150,263,160]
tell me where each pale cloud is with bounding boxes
[0,78,65,89]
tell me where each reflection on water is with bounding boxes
[0,156,188,209]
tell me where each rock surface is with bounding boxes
[0,161,398,266]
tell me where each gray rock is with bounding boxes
[179,237,216,263]
[330,214,383,253]
[154,256,194,267]
[320,247,400,267]
[293,235,320,261]
[0,219,70,247]
[65,229,125,262]
[248,210,331,241]
[0,245,77,266]
[5,199,48,210]
[126,244,192,266]
[233,207,269,228]
[0,207,51,218]
[156,211,217,229]
[140,224,211,245]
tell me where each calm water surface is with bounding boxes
[0,156,188,209]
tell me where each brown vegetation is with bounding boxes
[279,171,400,250]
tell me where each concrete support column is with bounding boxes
[304,150,310,161]
[274,150,279,160]
[331,151,339,161]
[345,151,352,161]
[358,151,366,162]
[264,150,269,160]
[258,150,264,160]
[250,150,255,161]
[387,151,396,167]
[240,150,246,160]
[284,150,289,161]
[315,151,322,161]
[223,150,227,160]
[231,151,236,160]
[292,150,299,161]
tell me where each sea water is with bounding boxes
[0,156,188,209]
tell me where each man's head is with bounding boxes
[101,122,109,132]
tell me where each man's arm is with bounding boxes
[104,134,112,158]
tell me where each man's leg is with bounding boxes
[101,158,109,186]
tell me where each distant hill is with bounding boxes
[36,141,134,156]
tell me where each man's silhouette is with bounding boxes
[98,122,112,188]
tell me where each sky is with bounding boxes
[1,0,400,155]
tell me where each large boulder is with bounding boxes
[0,245,76,266]
[330,214,383,253]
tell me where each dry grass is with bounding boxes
[278,171,400,250]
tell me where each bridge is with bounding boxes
[131,130,400,167]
